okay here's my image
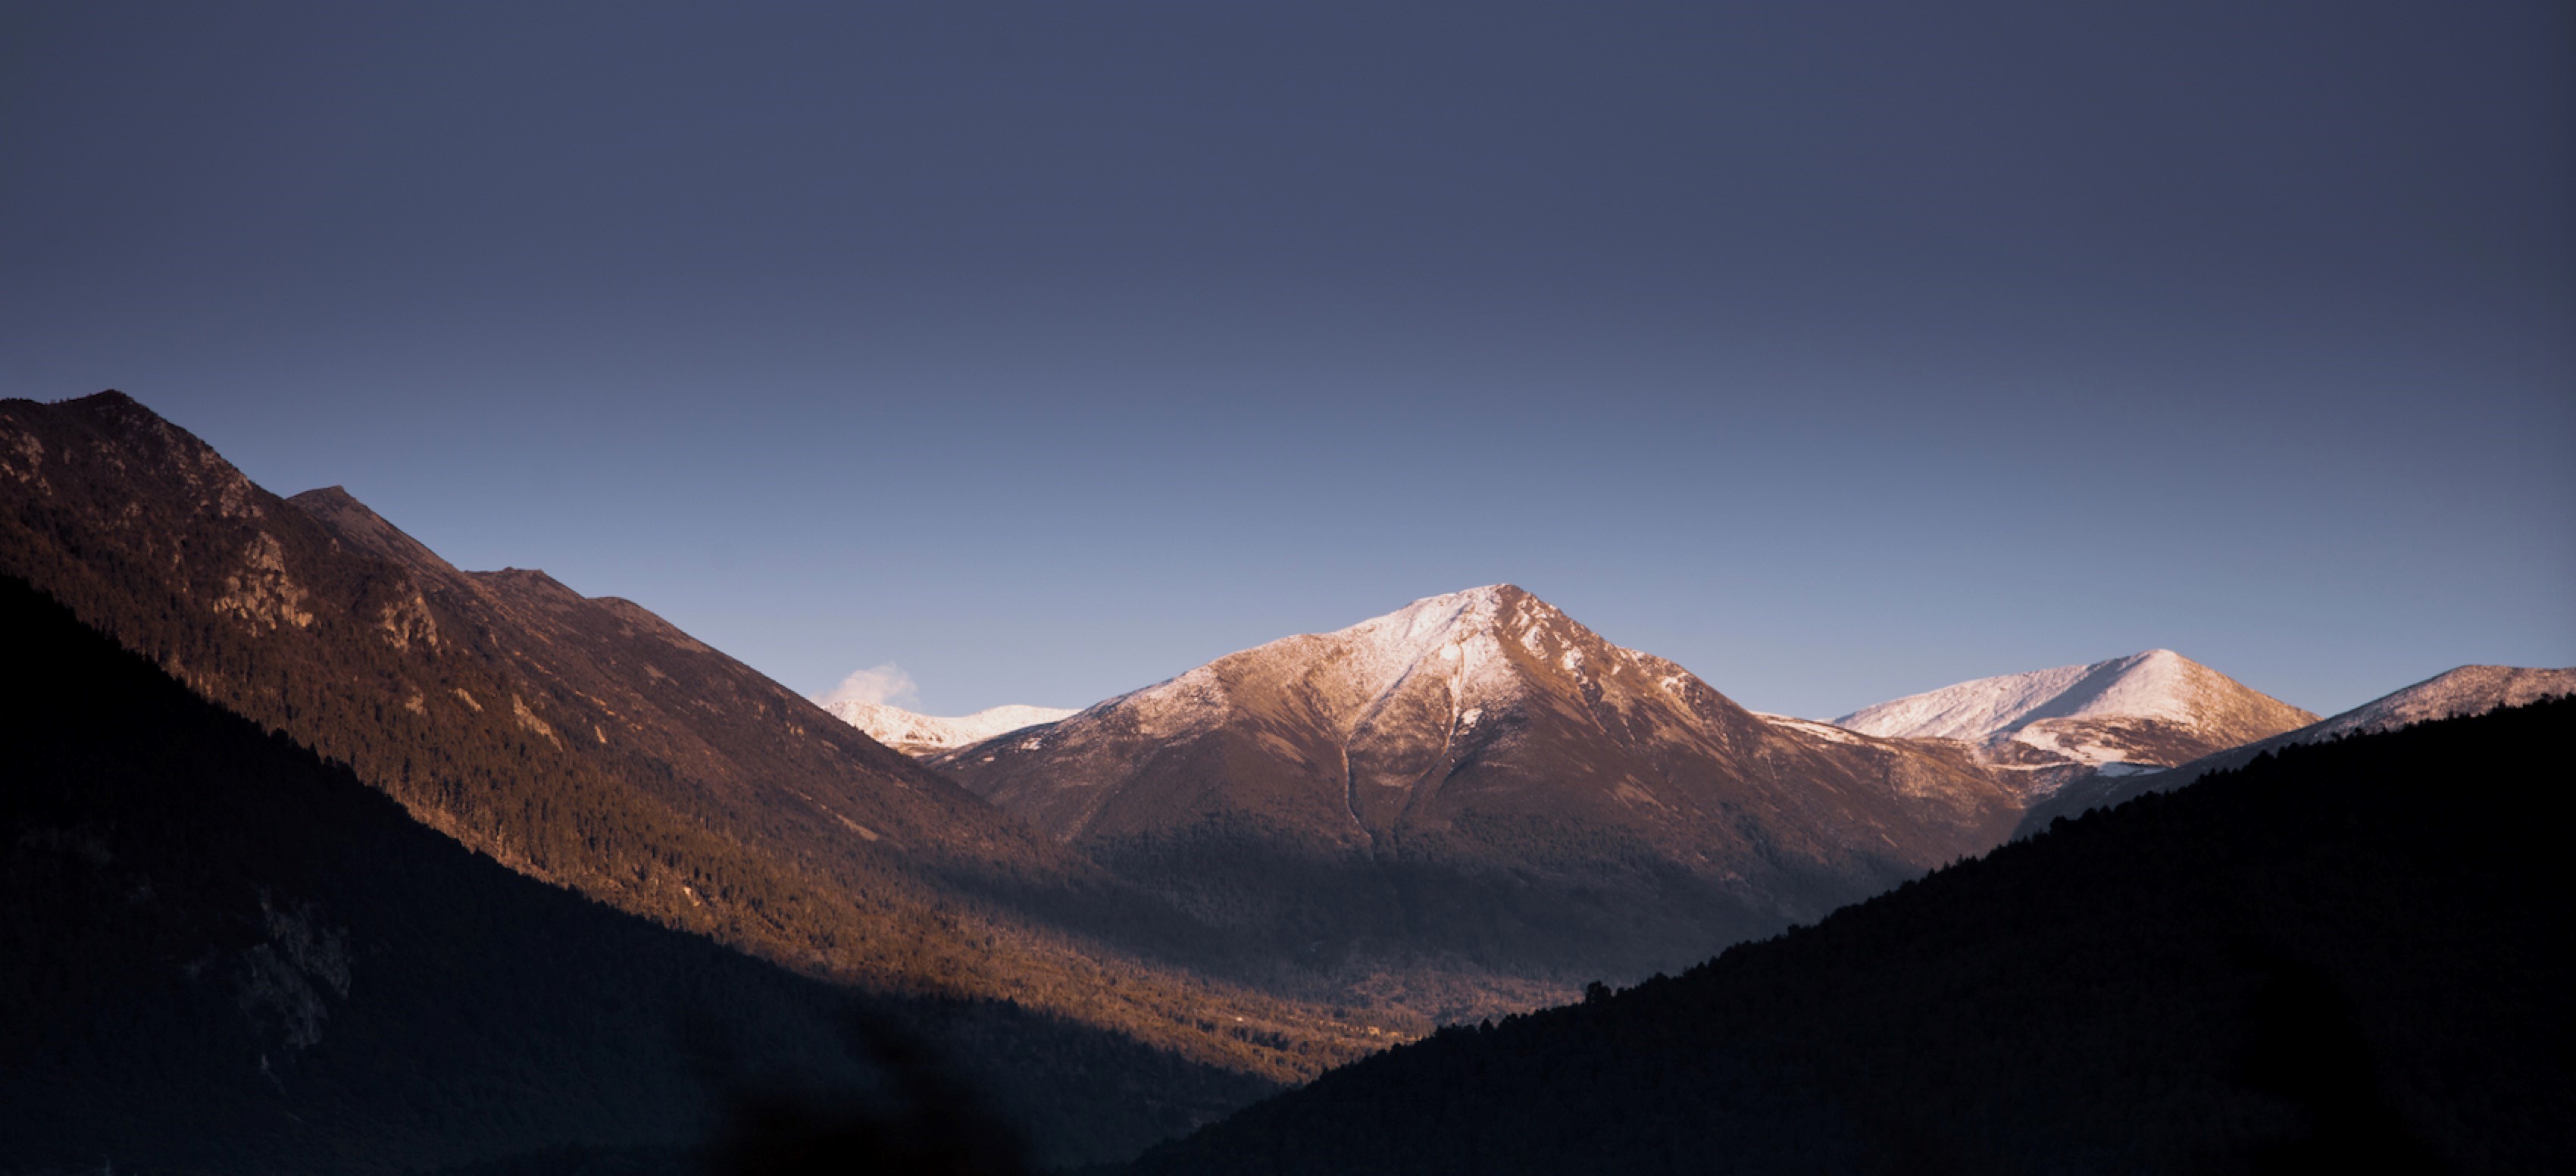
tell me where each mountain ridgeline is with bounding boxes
[9,388,2563,1171]
[935,586,2025,1018]
[0,391,2343,1040]
[1124,698,2576,1174]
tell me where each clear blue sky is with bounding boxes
[6,2,2570,718]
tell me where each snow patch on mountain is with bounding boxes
[823,698,1075,756]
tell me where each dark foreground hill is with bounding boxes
[1124,698,2576,1175]
[0,575,1270,1172]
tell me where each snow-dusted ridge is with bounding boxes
[1834,649,2317,772]
[2017,663,2576,836]
[1840,650,2201,741]
[2289,665,2576,743]
[823,699,1075,757]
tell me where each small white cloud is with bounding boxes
[819,662,919,708]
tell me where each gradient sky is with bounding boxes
[5,2,2571,719]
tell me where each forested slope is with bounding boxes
[0,391,1379,1081]
[0,574,1271,1171]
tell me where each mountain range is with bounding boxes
[6,388,2567,1168]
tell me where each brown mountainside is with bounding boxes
[286,484,992,861]
[0,391,1379,1081]
[936,586,2023,1015]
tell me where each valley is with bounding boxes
[5,390,2567,1169]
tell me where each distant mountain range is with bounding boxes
[824,698,1077,757]
[1834,649,2317,790]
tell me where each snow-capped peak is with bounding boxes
[1068,583,1678,749]
[1833,650,2315,771]
[1305,584,1665,716]
[1330,584,1522,646]
[824,698,1075,757]
[1321,585,1518,682]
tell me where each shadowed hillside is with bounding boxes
[1124,698,2576,1174]
[0,575,1271,1171]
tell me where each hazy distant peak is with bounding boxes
[824,698,1077,757]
